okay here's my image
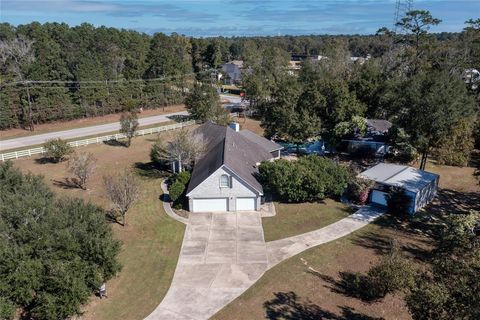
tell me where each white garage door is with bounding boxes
[236,197,256,211]
[192,198,228,212]
[371,190,388,206]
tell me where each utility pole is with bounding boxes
[393,0,414,37]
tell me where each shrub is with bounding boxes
[347,176,374,204]
[386,187,413,217]
[175,171,191,185]
[169,180,186,202]
[43,138,73,162]
[259,156,350,202]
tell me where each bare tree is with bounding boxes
[103,171,140,227]
[119,112,139,147]
[68,152,97,190]
[151,129,205,172]
[0,36,35,131]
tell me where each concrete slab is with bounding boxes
[206,241,236,264]
[189,212,212,225]
[210,263,267,289]
[237,226,264,242]
[210,227,236,241]
[185,225,210,241]
[237,241,268,263]
[212,212,236,228]
[237,211,261,226]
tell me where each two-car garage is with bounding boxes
[190,197,257,212]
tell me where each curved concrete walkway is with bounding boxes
[160,180,188,225]
[145,205,384,320]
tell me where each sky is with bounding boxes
[1,0,479,37]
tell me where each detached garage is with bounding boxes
[360,163,439,214]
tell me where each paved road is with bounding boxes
[144,205,385,320]
[0,111,188,151]
[145,211,268,320]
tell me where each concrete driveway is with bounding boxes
[145,211,268,320]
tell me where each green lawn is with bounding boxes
[263,199,354,242]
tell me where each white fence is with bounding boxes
[1,120,196,161]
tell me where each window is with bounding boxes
[220,174,230,188]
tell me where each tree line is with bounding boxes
[252,12,480,169]
[0,19,474,131]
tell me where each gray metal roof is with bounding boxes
[238,129,283,152]
[360,163,439,193]
[186,122,274,195]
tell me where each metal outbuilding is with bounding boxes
[360,163,439,214]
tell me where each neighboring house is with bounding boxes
[343,119,393,156]
[186,122,283,212]
[463,68,480,90]
[221,60,243,85]
[360,163,439,214]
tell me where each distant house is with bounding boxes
[360,163,439,214]
[186,122,283,212]
[290,54,328,62]
[343,119,392,156]
[221,60,243,85]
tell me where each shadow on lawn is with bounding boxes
[427,188,480,215]
[52,178,80,189]
[103,139,127,147]
[134,162,170,179]
[264,291,383,320]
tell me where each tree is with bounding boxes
[68,152,96,190]
[185,83,229,124]
[103,171,140,227]
[406,212,480,319]
[436,118,475,166]
[261,76,321,145]
[119,111,139,147]
[151,129,205,173]
[0,162,121,319]
[399,71,477,170]
[0,35,35,130]
[396,10,442,73]
[43,138,73,163]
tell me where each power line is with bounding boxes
[0,73,197,88]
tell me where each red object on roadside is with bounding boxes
[240,92,245,97]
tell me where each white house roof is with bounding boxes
[360,163,439,193]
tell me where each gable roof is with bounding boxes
[238,129,283,152]
[360,163,439,193]
[186,122,275,195]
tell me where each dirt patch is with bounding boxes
[2,104,186,140]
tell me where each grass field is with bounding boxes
[263,200,354,242]
[13,130,187,320]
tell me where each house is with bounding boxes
[343,119,393,156]
[185,122,283,212]
[360,163,439,214]
[221,60,243,85]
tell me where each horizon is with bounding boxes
[2,0,479,37]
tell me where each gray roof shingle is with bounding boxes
[186,122,275,195]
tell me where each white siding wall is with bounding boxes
[188,166,260,211]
